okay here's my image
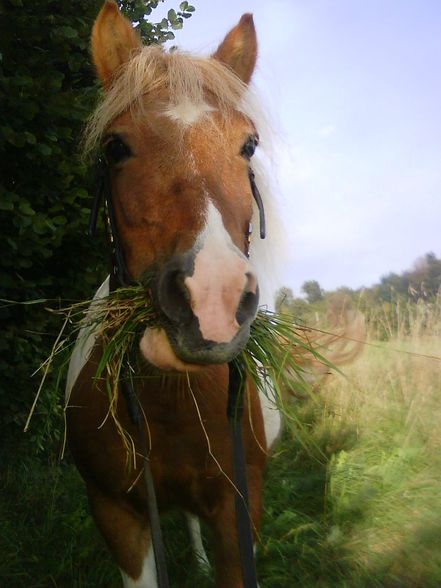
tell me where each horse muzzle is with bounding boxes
[140,251,259,371]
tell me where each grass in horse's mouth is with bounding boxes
[29,284,334,459]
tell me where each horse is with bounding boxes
[66,3,282,587]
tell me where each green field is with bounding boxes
[2,304,440,587]
[259,328,441,587]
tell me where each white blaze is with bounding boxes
[184,201,253,344]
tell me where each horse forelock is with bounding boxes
[83,46,250,155]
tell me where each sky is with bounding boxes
[155,0,441,296]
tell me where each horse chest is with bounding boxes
[68,362,266,507]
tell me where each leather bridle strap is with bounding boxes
[120,349,170,588]
[92,163,170,587]
[89,158,132,289]
[248,168,266,240]
[227,360,259,588]
[89,160,266,282]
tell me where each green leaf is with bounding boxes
[179,1,188,9]
[4,129,26,147]
[31,216,50,235]
[74,188,89,199]
[55,26,78,39]
[167,9,177,22]
[6,237,18,251]
[52,215,67,226]
[2,191,19,203]
[18,201,36,216]
[37,144,52,156]
[21,101,39,121]
[24,132,36,145]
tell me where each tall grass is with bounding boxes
[259,298,441,587]
[363,292,441,341]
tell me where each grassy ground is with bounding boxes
[258,331,441,587]
[2,308,440,586]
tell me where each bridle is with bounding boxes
[89,157,266,283]
[88,156,266,588]
[88,157,132,288]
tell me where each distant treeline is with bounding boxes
[275,252,441,339]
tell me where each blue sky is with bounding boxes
[156,1,441,295]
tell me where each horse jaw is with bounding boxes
[139,327,200,372]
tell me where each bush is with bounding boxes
[0,0,194,448]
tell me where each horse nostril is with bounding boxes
[236,274,259,326]
[158,267,193,325]
[245,271,257,295]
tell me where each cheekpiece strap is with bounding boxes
[249,168,266,240]
[89,156,132,290]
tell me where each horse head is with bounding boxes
[87,2,264,371]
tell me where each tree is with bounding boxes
[0,0,194,448]
[301,280,323,304]
[274,286,310,321]
[274,286,295,313]
[411,252,441,297]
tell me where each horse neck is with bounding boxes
[135,362,230,412]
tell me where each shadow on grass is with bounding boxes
[258,397,360,588]
[1,398,359,588]
[4,396,440,588]
[0,450,118,587]
[0,446,212,587]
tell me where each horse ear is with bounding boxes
[212,14,257,84]
[91,1,141,88]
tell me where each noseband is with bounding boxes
[88,156,266,588]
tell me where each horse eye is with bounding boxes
[241,135,259,160]
[103,135,132,165]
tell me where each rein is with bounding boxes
[88,158,265,588]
